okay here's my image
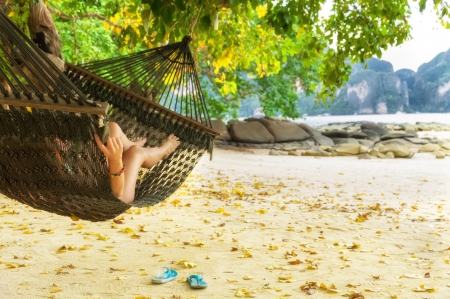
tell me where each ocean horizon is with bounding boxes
[295,112,450,127]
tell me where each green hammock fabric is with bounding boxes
[0,11,218,221]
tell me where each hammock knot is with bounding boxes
[182,35,192,44]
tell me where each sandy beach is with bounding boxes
[0,146,449,299]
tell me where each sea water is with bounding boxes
[296,113,450,127]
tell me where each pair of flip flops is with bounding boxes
[151,267,208,289]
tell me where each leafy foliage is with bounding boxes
[57,19,118,64]
[4,0,450,118]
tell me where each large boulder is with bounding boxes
[418,143,441,153]
[379,138,412,147]
[322,130,349,138]
[334,143,362,155]
[332,138,360,145]
[312,135,335,146]
[211,119,231,141]
[380,132,409,141]
[402,123,416,132]
[379,143,413,158]
[405,130,418,138]
[247,118,310,142]
[361,129,380,142]
[361,122,389,136]
[440,142,450,150]
[357,139,375,148]
[405,137,429,145]
[298,123,322,137]
[228,120,275,143]
[349,131,368,139]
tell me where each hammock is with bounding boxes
[0,11,218,221]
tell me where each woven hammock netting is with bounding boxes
[0,10,218,221]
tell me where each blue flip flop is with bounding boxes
[187,275,208,289]
[151,267,178,284]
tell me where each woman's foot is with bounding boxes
[161,134,180,159]
[136,135,181,169]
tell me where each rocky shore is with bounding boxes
[212,119,450,159]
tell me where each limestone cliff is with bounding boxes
[410,48,450,112]
[333,58,409,114]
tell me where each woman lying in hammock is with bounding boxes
[94,122,180,204]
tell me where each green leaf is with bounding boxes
[175,0,186,11]
[251,0,259,10]
[419,0,427,11]
[142,9,151,33]
[230,0,240,10]
[159,23,166,39]
[199,15,211,30]
[161,6,173,26]
[151,0,161,17]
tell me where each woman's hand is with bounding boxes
[94,133,123,163]
[94,133,125,198]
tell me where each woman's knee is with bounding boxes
[124,144,143,157]
[108,122,119,131]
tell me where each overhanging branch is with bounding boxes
[48,7,124,30]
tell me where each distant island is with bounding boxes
[296,49,450,116]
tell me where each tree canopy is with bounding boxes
[6,0,450,118]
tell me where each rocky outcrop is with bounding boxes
[215,118,450,159]
[367,58,394,73]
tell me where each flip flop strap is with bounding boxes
[189,275,203,284]
[157,266,171,278]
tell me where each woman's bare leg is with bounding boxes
[118,134,180,203]
[108,122,146,152]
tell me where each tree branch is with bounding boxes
[48,7,124,30]
[203,71,232,101]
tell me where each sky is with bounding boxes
[382,5,450,72]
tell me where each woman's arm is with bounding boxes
[94,134,124,197]
[108,158,125,197]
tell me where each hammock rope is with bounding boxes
[84,39,208,121]
[0,10,218,221]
